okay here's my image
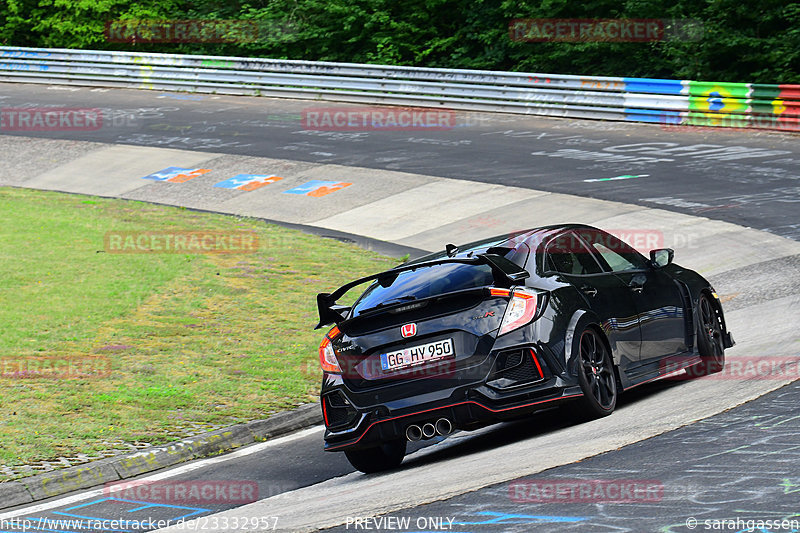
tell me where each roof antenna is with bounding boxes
[445,244,459,257]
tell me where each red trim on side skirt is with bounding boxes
[326,393,583,451]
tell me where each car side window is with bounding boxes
[544,232,603,275]
[579,231,649,272]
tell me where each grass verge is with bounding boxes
[0,187,397,477]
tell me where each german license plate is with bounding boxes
[380,338,454,372]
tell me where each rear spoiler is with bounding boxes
[315,253,529,329]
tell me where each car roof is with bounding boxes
[407,224,602,265]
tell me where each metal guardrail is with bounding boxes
[1,46,798,131]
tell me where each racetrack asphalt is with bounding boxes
[0,82,798,532]
[0,83,798,240]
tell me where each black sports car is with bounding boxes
[315,224,734,473]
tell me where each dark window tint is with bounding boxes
[575,229,649,272]
[351,263,495,317]
[544,232,603,275]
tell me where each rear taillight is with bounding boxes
[497,289,538,336]
[319,326,343,373]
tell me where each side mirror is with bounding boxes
[650,248,674,268]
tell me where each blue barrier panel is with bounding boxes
[624,108,683,123]
[624,77,685,95]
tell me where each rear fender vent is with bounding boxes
[496,350,524,372]
[323,391,358,429]
[489,348,545,388]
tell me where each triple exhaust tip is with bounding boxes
[405,424,422,441]
[406,418,453,441]
[435,417,453,436]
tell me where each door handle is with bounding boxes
[580,285,598,297]
[629,282,644,293]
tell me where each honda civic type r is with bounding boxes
[315,224,734,473]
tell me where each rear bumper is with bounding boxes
[322,378,581,451]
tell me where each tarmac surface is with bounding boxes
[0,82,798,532]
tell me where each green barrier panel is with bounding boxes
[687,81,749,114]
[750,84,800,101]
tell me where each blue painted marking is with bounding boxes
[126,504,158,512]
[213,174,279,190]
[214,174,256,189]
[0,63,49,71]
[455,511,589,525]
[624,77,684,95]
[283,180,339,195]
[48,512,132,530]
[55,497,208,524]
[140,166,190,181]
[63,497,114,511]
[170,510,205,521]
[115,498,207,521]
[0,51,52,58]
[111,497,209,513]
[114,501,206,520]
[707,91,725,111]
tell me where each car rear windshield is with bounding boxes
[350,263,496,317]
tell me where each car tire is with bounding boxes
[344,439,407,474]
[573,327,618,418]
[689,293,726,376]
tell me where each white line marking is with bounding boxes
[0,426,324,519]
[584,174,650,182]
